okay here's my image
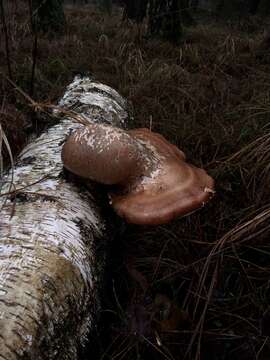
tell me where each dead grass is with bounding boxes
[1,2,270,360]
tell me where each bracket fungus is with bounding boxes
[61,123,142,185]
[62,124,215,225]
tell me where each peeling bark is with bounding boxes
[0,76,129,360]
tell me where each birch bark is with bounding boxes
[0,76,129,360]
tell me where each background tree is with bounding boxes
[148,0,183,44]
[100,0,112,15]
[257,0,270,16]
[248,0,261,14]
[190,0,199,11]
[32,0,66,33]
[123,0,148,23]
[180,0,195,26]
[213,0,263,18]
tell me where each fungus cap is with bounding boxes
[128,128,186,161]
[110,128,215,225]
[61,123,142,185]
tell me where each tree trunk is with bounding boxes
[249,0,261,14]
[123,0,148,22]
[190,0,199,11]
[215,0,250,18]
[32,0,66,34]
[100,0,112,15]
[149,0,183,44]
[180,0,195,26]
[215,0,225,15]
[257,0,270,16]
[0,76,129,360]
[148,0,165,36]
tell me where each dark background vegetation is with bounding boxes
[1,0,270,359]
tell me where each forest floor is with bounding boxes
[1,2,270,360]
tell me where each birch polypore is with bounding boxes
[62,123,215,225]
[0,76,128,360]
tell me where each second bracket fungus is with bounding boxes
[62,124,215,225]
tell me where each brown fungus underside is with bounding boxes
[62,124,215,225]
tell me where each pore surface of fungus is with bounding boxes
[62,125,215,225]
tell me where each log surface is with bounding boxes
[0,77,128,360]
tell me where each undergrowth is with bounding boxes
[1,2,270,359]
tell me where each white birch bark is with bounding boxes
[0,76,129,360]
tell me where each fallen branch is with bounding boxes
[0,76,129,360]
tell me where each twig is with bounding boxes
[28,0,38,98]
[0,175,51,198]
[1,74,94,127]
[3,74,38,107]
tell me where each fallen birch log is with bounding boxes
[0,76,129,360]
